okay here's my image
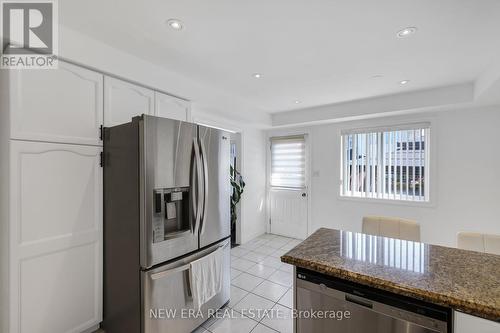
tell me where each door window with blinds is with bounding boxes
[270,135,306,188]
[341,123,430,202]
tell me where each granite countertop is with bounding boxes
[281,228,500,321]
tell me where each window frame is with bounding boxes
[338,122,435,207]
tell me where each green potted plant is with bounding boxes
[230,164,245,246]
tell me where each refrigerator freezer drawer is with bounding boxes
[141,238,230,333]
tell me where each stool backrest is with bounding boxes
[362,216,420,242]
[457,232,500,255]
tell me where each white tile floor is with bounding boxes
[198,233,301,333]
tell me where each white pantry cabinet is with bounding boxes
[1,57,192,333]
[104,76,154,126]
[154,91,191,122]
[9,141,103,333]
[9,61,104,146]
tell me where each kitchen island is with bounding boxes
[281,228,500,333]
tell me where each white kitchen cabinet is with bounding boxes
[1,58,191,333]
[454,311,500,333]
[154,91,191,122]
[104,76,154,126]
[9,141,102,333]
[9,61,104,146]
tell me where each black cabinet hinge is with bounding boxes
[100,151,104,167]
[99,125,104,141]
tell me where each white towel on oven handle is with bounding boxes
[189,246,223,310]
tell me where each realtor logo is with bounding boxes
[1,0,58,69]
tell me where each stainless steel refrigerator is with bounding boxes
[103,115,231,333]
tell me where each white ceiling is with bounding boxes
[60,0,500,115]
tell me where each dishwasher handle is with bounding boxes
[345,294,373,309]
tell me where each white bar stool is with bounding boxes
[362,216,420,242]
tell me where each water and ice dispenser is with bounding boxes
[152,187,191,243]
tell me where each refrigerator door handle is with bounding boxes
[150,263,193,298]
[199,139,209,235]
[150,263,190,280]
[190,145,197,234]
[150,241,229,281]
[192,138,203,234]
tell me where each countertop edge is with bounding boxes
[281,254,500,322]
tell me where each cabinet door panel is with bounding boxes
[11,141,101,245]
[10,141,102,333]
[154,91,191,122]
[10,61,103,145]
[19,242,100,333]
[104,77,154,126]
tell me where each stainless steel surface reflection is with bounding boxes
[339,230,428,273]
[297,278,447,333]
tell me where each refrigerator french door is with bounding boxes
[198,125,231,248]
[141,115,199,267]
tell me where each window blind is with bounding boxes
[341,125,430,202]
[270,135,306,188]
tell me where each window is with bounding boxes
[270,135,306,188]
[341,123,430,202]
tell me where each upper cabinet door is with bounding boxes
[10,61,104,146]
[104,77,154,127]
[154,91,191,122]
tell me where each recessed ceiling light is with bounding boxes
[167,19,183,30]
[252,73,262,79]
[397,27,417,38]
[399,80,410,85]
[294,100,301,104]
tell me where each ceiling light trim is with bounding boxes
[167,19,183,30]
[397,27,417,38]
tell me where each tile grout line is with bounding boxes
[224,233,297,333]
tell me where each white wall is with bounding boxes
[267,106,500,247]
[239,127,268,243]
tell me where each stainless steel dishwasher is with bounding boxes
[295,268,452,333]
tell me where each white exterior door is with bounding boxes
[270,189,308,239]
[9,60,104,145]
[9,141,102,333]
[104,76,154,126]
[269,135,308,239]
[154,91,191,122]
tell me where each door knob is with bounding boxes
[301,193,307,197]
